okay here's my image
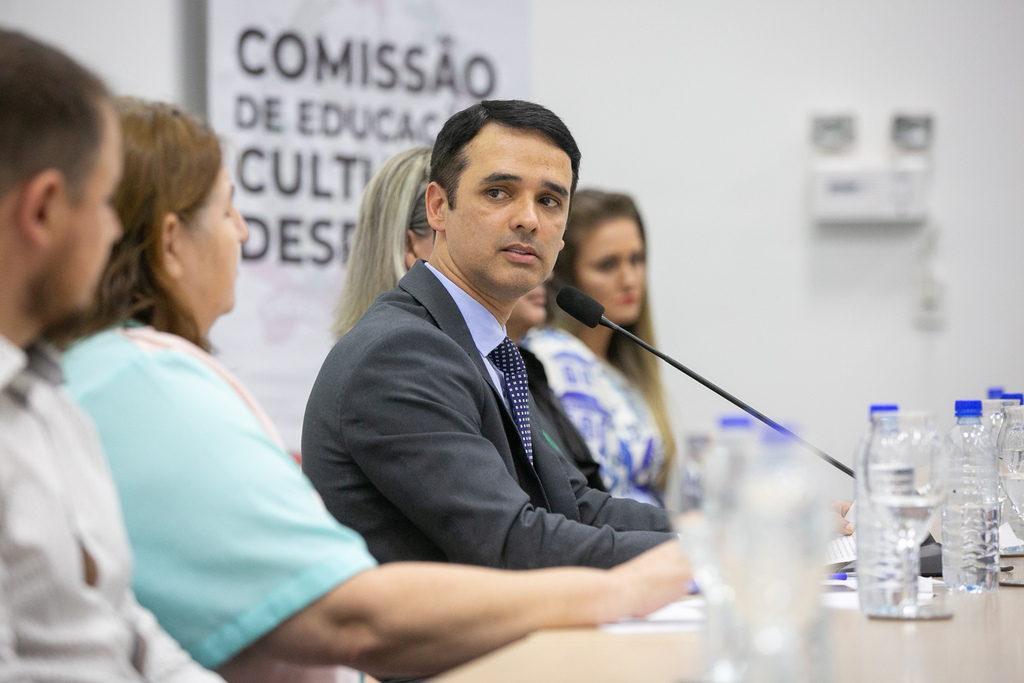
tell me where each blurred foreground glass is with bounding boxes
[856,411,950,619]
[674,423,830,682]
[997,406,1024,585]
[994,398,1024,555]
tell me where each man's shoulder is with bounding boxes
[323,287,469,380]
[340,287,443,349]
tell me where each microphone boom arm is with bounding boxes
[600,317,855,478]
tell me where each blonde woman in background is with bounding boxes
[523,189,676,506]
[333,146,432,339]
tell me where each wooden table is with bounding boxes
[434,558,1024,682]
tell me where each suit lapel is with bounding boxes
[398,262,547,501]
[398,262,491,380]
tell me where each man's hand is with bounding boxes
[831,500,855,535]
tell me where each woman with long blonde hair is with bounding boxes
[523,189,676,506]
[332,146,431,339]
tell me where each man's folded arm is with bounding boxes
[560,448,674,533]
[529,402,674,534]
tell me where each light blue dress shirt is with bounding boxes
[424,262,513,409]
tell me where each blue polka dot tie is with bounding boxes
[487,337,533,464]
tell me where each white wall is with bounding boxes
[5,0,1023,500]
[531,1,1024,500]
[0,0,206,113]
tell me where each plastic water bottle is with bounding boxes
[848,404,897,549]
[666,435,710,513]
[852,404,899,469]
[998,407,1024,517]
[695,416,756,543]
[1003,394,1024,406]
[941,400,1000,592]
[706,415,755,507]
[982,399,1010,438]
[997,406,1024,552]
[999,395,1024,544]
[984,398,1016,540]
[855,408,905,614]
[719,414,754,442]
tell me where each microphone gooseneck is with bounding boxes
[555,286,854,479]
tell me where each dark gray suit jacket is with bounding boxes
[302,262,673,570]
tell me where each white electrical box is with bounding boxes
[810,160,928,224]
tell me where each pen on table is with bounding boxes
[828,572,856,581]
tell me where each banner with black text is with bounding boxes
[207,0,528,451]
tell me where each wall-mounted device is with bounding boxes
[810,158,928,224]
[809,111,932,224]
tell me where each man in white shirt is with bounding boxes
[0,28,223,682]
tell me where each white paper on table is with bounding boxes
[999,522,1023,548]
[824,501,857,565]
[599,598,706,634]
[820,576,937,610]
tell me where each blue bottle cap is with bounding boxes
[759,422,800,445]
[761,427,791,444]
[988,386,1006,399]
[1002,393,1024,405]
[954,400,983,417]
[719,415,753,429]
[868,404,898,418]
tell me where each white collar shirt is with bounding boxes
[0,333,221,682]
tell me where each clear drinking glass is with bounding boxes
[997,406,1024,584]
[673,424,829,682]
[988,399,1024,556]
[856,411,951,619]
[725,435,830,683]
[671,423,750,683]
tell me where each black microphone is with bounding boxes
[555,286,854,478]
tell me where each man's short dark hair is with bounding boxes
[430,100,581,209]
[0,28,110,200]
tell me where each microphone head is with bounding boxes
[556,286,605,328]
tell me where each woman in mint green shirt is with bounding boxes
[63,97,692,683]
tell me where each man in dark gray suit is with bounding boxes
[303,100,676,569]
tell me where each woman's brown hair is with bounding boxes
[550,189,677,481]
[73,97,222,349]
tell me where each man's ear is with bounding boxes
[159,212,187,280]
[424,181,448,233]
[15,169,68,249]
